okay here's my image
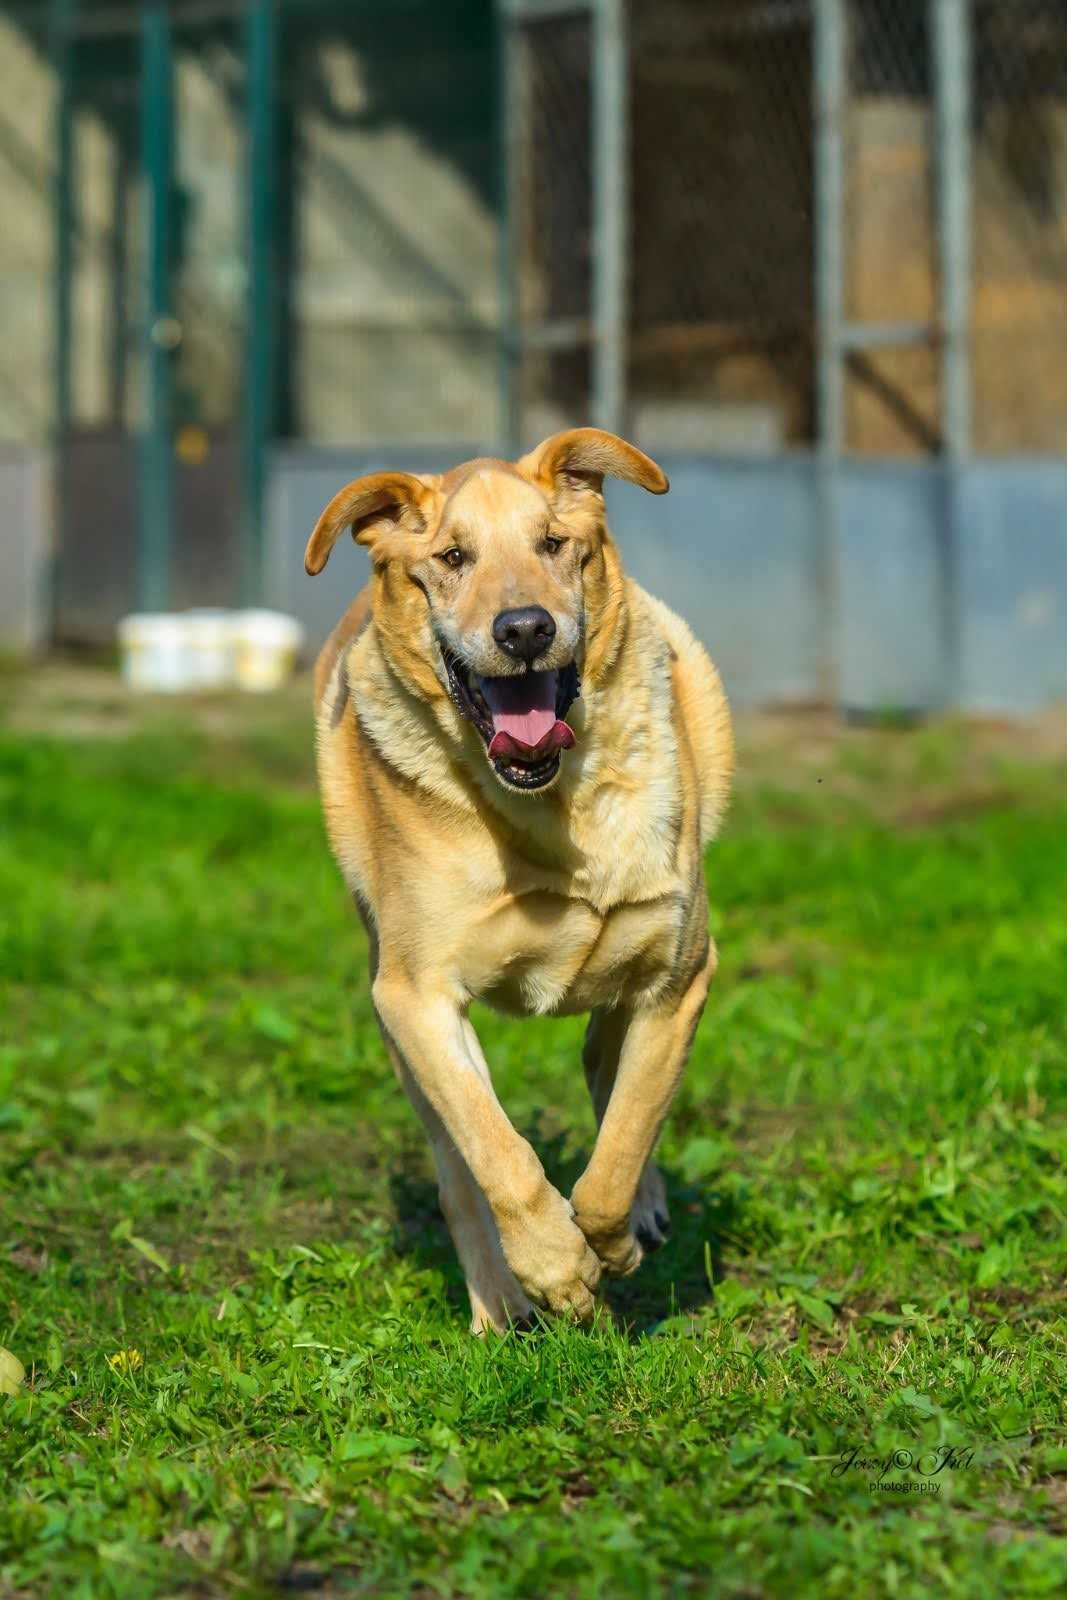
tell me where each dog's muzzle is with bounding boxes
[443,651,580,792]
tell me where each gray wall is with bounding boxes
[0,447,50,655]
[267,447,1067,714]
[958,462,1067,711]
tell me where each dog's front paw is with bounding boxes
[498,1185,602,1321]
[574,1219,644,1278]
[570,1186,644,1279]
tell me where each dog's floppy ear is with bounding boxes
[520,427,669,498]
[304,472,431,575]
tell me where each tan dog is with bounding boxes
[307,428,733,1332]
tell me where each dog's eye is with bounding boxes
[543,536,566,555]
[437,547,466,570]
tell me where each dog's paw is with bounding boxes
[571,1164,671,1276]
[574,1218,644,1279]
[498,1186,602,1322]
[569,1190,644,1279]
[632,1161,671,1253]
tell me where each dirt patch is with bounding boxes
[733,704,1067,816]
[1,659,316,786]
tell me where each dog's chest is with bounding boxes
[455,800,696,1017]
[456,727,696,1015]
[463,882,689,1017]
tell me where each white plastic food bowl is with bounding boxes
[117,613,197,693]
[117,609,304,694]
[183,608,238,689]
[231,609,305,693]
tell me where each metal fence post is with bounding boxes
[933,0,972,462]
[813,0,845,705]
[932,0,972,705]
[243,0,278,606]
[49,0,76,638]
[591,0,627,436]
[138,1,174,614]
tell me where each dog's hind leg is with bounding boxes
[382,1032,534,1335]
[582,1008,671,1260]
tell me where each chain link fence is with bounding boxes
[509,10,591,440]
[509,0,817,454]
[629,1,815,454]
[2,0,1067,460]
[843,0,939,454]
[0,0,499,456]
[509,0,1067,458]
[972,0,1067,452]
[0,0,501,638]
[281,0,499,445]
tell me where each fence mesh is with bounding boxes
[281,0,499,446]
[629,0,815,454]
[513,11,593,441]
[3,0,1067,459]
[842,0,939,455]
[0,0,500,454]
[511,0,818,454]
[972,0,1067,452]
[510,0,1067,457]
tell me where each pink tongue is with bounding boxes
[482,671,575,761]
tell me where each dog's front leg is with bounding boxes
[571,946,716,1276]
[373,976,601,1320]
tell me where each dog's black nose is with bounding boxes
[492,606,556,663]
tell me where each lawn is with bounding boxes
[1,670,1065,1598]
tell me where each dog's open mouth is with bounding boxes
[443,651,580,791]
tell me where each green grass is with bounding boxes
[1,701,1065,1599]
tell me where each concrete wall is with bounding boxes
[291,41,499,445]
[267,447,1067,714]
[0,18,54,444]
[0,447,50,654]
[0,22,498,447]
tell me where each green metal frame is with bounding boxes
[496,1,525,455]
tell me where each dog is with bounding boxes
[306,428,734,1332]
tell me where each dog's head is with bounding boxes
[305,428,668,794]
